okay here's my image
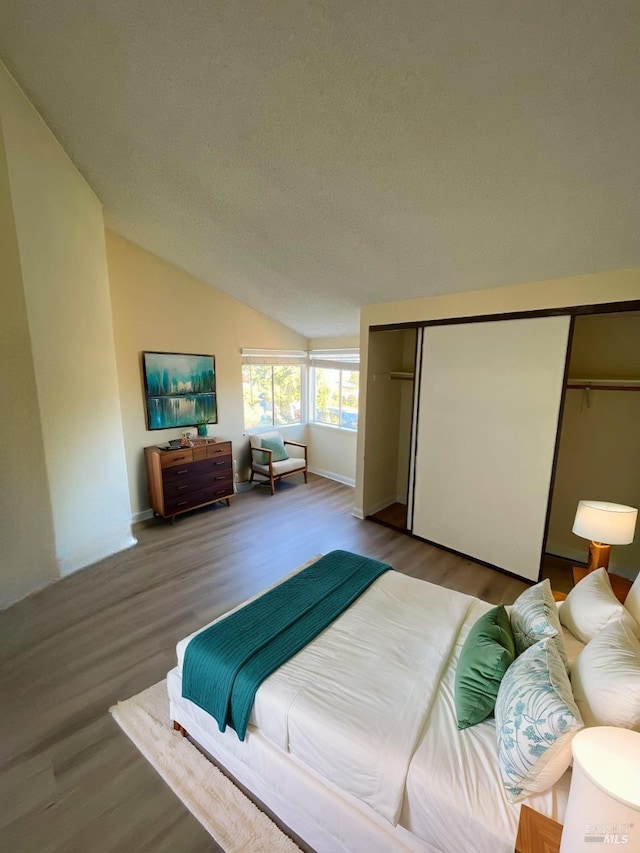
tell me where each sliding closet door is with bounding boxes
[412,316,570,581]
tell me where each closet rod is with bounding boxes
[567,378,640,391]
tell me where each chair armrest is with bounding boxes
[283,440,306,448]
[250,445,273,468]
[284,440,307,460]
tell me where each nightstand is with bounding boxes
[572,566,632,604]
[515,805,562,853]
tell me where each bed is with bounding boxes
[167,553,640,853]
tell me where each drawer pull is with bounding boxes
[173,455,187,462]
[176,500,188,506]
[215,460,225,466]
[176,484,189,491]
[215,490,228,496]
[176,468,190,475]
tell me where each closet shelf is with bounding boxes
[567,378,640,391]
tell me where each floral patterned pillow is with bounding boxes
[510,578,568,670]
[495,638,583,802]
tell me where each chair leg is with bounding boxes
[303,471,308,483]
[270,476,275,496]
[249,469,254,483]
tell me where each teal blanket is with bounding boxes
[182,550,390,740]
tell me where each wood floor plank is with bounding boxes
[0,474,565,851]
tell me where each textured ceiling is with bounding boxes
[1,1,639,338]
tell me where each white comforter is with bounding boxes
[178,570,479,826]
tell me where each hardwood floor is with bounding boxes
[1,474,558,852]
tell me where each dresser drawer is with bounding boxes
[162,455,231,483]
[163,480,233,514]
[163,468,231,499]
[160,449,193,468]
[192,441,232,461]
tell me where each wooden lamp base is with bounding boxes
[586,541,611,573]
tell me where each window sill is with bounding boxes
[308,422,358,434]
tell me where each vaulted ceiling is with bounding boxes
[1,1,638,337]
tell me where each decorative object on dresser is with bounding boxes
[142,351,218,430]
[248,431,307,495]
[145,438,233,522]
[572,500,638,573]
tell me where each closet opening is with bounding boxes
[545,310,640,587]
[363,327,418,533]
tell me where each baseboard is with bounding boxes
[58,532,138,577]
[351,506,365,520]
[133,508,155,523]
[308,466,355,488]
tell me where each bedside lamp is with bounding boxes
[572,500,638,573]
[560,727,640,851]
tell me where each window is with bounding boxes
[242,350,306,429]
[310,350,360,431]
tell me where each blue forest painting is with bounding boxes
[143,351,218,430]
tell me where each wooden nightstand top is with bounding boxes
[515,805,562,853]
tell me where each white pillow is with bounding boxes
[495,638,583,802]
[571,619,640,730]
[510,578,568,669]
[559,567,638,644]
[625,571,640,628]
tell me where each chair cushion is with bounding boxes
[249,432,289,464]
[249,431,279,450]
[261,436,289,463]
[253,457,306,476]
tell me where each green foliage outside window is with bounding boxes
[314,368,358,430]
[242,364,302,428]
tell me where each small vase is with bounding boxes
[197,423,208,437]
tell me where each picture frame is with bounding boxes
[142,351,218,430]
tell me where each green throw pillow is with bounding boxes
[455,605,515,730]
[256,436,289,465]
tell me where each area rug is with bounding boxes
[110,680,301,853]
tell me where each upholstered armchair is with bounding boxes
[249,431,308,495]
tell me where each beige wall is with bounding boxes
[306,334,360,486]
[355,269,640,517]
[309,335,360,350]
[0,62,134,603]
[547,313,640,577]
[0,117,58,608]
[106,232,309,518]
[307,425,357,486]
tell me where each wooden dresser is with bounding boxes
[145,439,233,521]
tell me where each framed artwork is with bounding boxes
[142,351,217,430]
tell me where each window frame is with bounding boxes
[241,350,307,431]
[309,349,360,432]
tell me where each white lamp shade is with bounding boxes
[560,727,640,852]
[572,501,638,545]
